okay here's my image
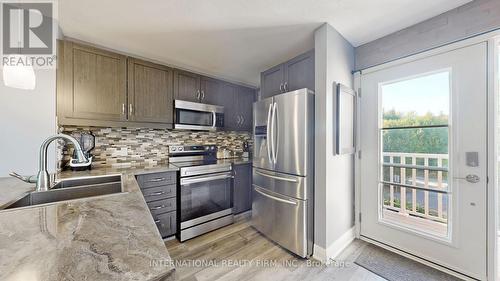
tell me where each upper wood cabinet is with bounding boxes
[128,58,174,123]
[173,70,201,103]
[200,76,224,105]
[173,71,230,106]
[261,64,285,99]
[236,86,256,132]
[260,49,314,99]
[222,84,256,132]
[59,41,127,122]
[57,39,256,131]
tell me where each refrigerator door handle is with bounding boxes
[271,102,277,164]
[273,102,279,163]
[254,185,297,205]
[266,103,273,164]
[255,170,298,183]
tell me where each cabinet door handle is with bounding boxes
[283,82,288,92]
[122,104,126,115]
[196,90,201,100]
[241,115,244,126]
[279,83,283,92]
[129,104,133,115]
[201,90,205,101]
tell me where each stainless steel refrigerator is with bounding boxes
[252,88,314,258]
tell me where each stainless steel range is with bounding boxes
[169,145,234,241]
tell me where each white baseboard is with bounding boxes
[313,227,356,263]
[313,244,327,262]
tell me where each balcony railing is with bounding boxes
[381,152,449,226]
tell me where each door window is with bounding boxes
[379,70,451,239]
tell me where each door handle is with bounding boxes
[236,115,241,126]
[454,174,480,183]
[272,102,278,163]
[279,83,284,93]
[283,82,288,92]
[201,90,205,101]
[266,104,273,163]
[122,103,126,115]
[254,185,297,205]
[241,115,244,126]
[271,102,277,164]
[212,111,217,127]
[129,104,133,115]
[196,90,201,100]
[255,170,298,182]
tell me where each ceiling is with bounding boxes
[58,0,472,87]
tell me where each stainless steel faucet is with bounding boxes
[10,134,89,191]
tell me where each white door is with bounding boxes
[360,43,487,280]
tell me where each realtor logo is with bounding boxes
[1,1,56,68]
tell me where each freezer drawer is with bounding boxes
[253,167,309,200]
[251,185,311,258]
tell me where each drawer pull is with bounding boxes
[148,191,165,196]
[154,219,161,223]
[147,177,166,183]
[150,204,169,210]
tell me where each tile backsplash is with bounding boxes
[58,126,252,170]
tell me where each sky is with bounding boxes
[382,71,450,116]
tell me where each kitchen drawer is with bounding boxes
[147,197,176,216]
[141,184,176,202]
[154,211,176,238]
[137,172,176,188]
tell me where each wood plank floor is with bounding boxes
[165,213,386,281]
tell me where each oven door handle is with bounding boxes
[212,111,217,128]
[181,173,233,185]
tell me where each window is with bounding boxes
[379,70,451,238]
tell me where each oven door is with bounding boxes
[180,172,233,229]
[174,100,224,131]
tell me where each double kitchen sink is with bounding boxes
[5,175,123,210]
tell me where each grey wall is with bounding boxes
[355,0,500,70]
[314,23,355,255]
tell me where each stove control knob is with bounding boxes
[171,147,177,151]
[179,147,184,151]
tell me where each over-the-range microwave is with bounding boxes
[174,100,224,131]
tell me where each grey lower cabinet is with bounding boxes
[136,171,177,238]
[233,163,252,214]
[260,49,314,99]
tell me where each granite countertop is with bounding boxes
[0,178,35,209]
[0,163,179,281]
